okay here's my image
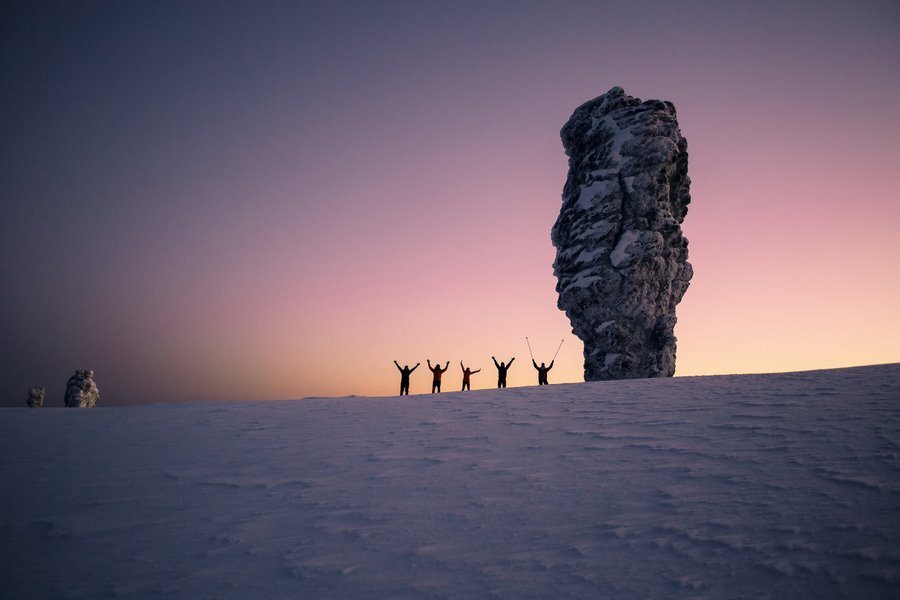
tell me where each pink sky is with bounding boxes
[1,1,898,404]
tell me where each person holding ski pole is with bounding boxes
[427,360,450,393]
[532,359,554,385]
[394,361,419,395]
[526,337,563,386]
[492,356,515,389]
[460,361,481,391]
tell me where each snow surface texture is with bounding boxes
[63,370,99,408]
[552,86,692,381]
[2,364,899,599]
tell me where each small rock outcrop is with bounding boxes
[64,370,100,407]
[27,387,45,407]
[551,87,692,380]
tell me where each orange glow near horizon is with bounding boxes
[3,2,898,405]
[44,96,899,405]
[127,125,899,403]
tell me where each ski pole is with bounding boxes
[525,336,535,361]
[552,339,565,361]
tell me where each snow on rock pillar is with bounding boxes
[551,87,693,380]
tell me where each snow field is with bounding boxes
[1,364,899,599]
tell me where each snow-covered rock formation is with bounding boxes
[26,387,45,407]
[64,370,99,407]
[552,87,692,380]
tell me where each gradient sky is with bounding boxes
[2,0,898,406]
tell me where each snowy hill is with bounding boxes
[2,364,899,599]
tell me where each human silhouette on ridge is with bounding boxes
[460,361,481,391]
[394,361,419,395]
[532,359,554,385]
[427,360,450,393]
[492,356,515,389]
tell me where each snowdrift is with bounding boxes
[2,364,899,599]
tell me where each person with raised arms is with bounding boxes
[394,361,419,395]
[492,356,515,389]
[427,359,450,393]
[460,361,481,391]
[532,359,554,385]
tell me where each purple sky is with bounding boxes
[2,1,898,405]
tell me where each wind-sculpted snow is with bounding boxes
[2,364,899,599]
[552,87,692,380]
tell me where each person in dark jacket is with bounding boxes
[394,361,419,395]
[532,359,554,385]
[460,361,481,391]
[492,356,515,388]
[427,360,450,393]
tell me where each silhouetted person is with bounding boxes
[533,359,554,385]
[394,361,419,395]
[492,356,515,388]
[460,361,481,391]
[428,360,450,393]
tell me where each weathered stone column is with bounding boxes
[551,87,692,380]
[64,370,100,407]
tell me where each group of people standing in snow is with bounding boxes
[393,356,554,396]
